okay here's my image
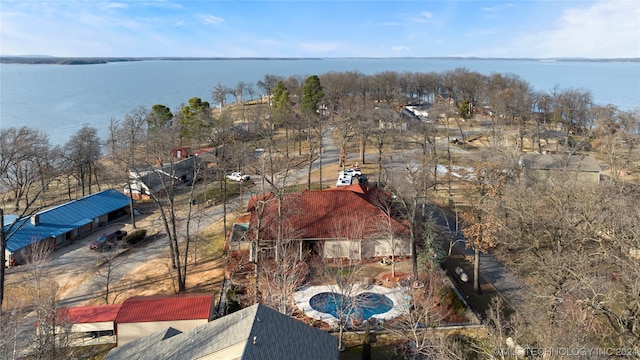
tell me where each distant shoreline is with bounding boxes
[1,56,638,65]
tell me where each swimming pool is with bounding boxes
[309,292,393,321]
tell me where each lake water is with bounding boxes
[1,58,638,146]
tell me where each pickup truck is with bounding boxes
[226,172,250,182]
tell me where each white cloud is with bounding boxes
[392,46,411,52]
[201,14,224,25]
[407,11,434,24]
[141,1,183,10]
[419,11,433,19]
[103,2,128,9]
[467,28,496,38]
[517,1,640,58]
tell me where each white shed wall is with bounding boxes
[117,319,207,346]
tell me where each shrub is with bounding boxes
[226,285,242,314]
[125,229,147,245]
[440,286,467,316]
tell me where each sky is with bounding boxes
[1,0,639,58]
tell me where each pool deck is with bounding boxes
[294,284,409,326]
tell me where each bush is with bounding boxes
[125,229,147,245]
[226,285,242,314]
[440,286,467,316]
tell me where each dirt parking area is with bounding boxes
[3,201,229,312]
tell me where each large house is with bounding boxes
[105,303,339,360]
[239,184,410,260]
[3,189,131,266]
[519,153,601,184]
[127,156,205,199]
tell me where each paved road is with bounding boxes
[379,146,527,315]
[425,191,527,314]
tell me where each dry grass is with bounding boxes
[107,216,230,302]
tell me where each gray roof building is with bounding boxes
[519,153,600,173]
[129,156,205,196]
[105,303,338,360]
[519,154,601,183]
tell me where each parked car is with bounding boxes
[345,168,362,177]
[89,230,127,251]
[226,172,250,182]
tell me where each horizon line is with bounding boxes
[2,55,639,61]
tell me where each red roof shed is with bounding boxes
[115,293,214,346]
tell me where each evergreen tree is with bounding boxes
[179,97,210,140]
[148,104,173,131]
[271,80,290,127]
[301,75,324,114]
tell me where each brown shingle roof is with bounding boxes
[248,185,408,240]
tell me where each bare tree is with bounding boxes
[460,160,507,294]
[257,74,281,107]
[470,297,525,360]
[370,189,409,278]
[593,105,639,181]
[316,214,374,351]
[64,125,102,197]
[23,239,73,359]
[0,304,26,360]
[386,149,434,280]
[259,240,308,315]
[394,270,463,359]
[0,127,52,212]
[109,107,148,228]
[137,123,206,292]
[94,250,125,305]
[212,82,232,114]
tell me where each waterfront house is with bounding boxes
[105,303,339,360]
[239,184,410,261]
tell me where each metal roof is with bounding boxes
[58,304,122,324]
[115,293,213,323]
[4,189,131,253]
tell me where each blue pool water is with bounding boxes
[309,292,393,321]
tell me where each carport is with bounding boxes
[57,304,122,344]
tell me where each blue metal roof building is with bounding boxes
[4,189,131,263]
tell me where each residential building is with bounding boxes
[242,184,410,260]
[519,153,601,184]
[127,156,205,199]
[3,189,131,266]
[105,303,339,360]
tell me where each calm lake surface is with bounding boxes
[1,58,639,146]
